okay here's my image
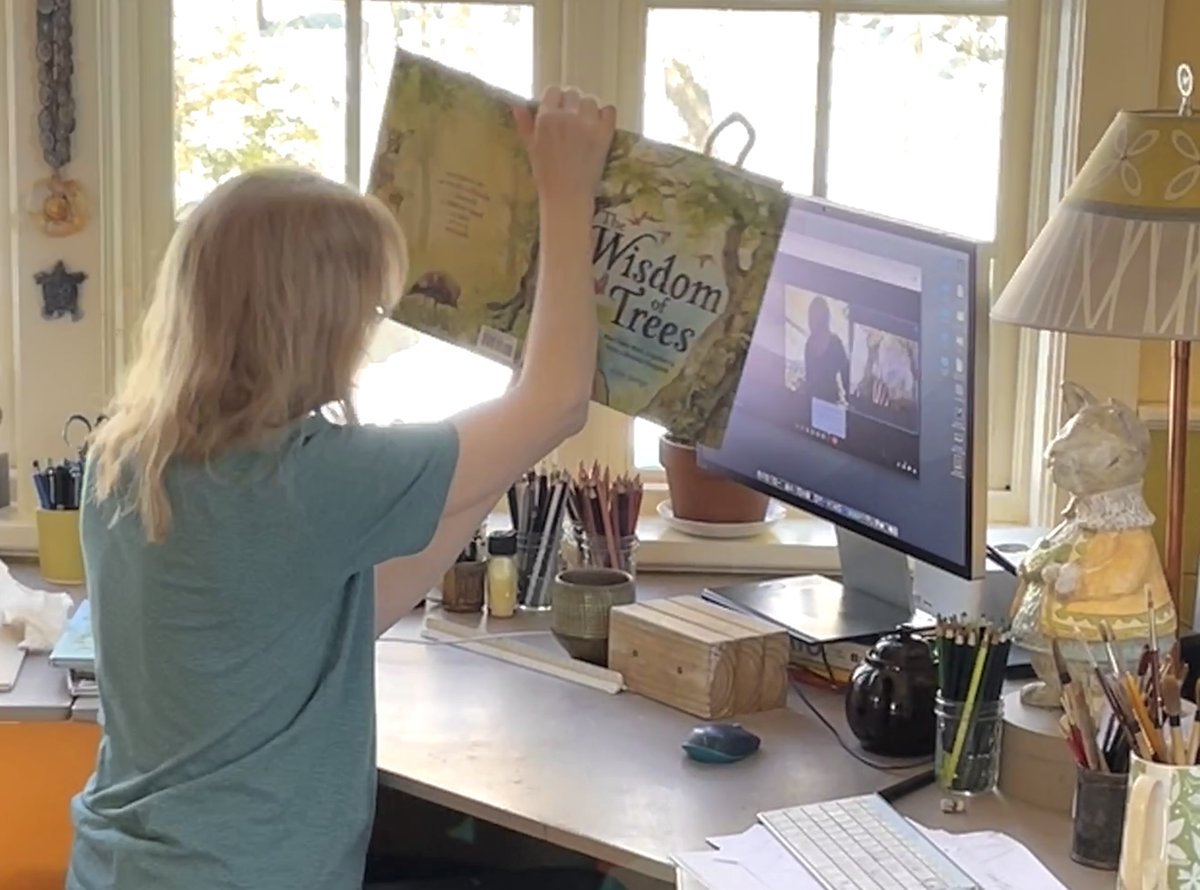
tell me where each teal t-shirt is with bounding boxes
[67,415,459,890]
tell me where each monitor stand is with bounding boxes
[702,528,933,645]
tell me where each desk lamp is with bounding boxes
[992,64,1200,626]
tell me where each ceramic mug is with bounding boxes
[550,568,634,666]
[1118,754,1200,889]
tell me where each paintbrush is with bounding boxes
[1163,675,1187,765]
[1099,622,1125,677]
[1147,589,1162,728]
[1053,639,1102,770]
[1124,671,1168,762]
[1190,677,1200,766]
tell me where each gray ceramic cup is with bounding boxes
[550,568,635,666]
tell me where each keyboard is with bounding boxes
[757,794,980,890]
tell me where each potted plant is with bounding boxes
[659,430,770,525]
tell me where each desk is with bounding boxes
[376,575,1110,889]
[0,653,73,722]
[0,567,98,890]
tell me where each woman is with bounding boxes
[67,88,615,890]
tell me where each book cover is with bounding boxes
[367,50,789,447]
[49,598,93,671]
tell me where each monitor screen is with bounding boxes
[699,197,981,577]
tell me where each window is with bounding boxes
[63,0,1153,565]
[172,0,529,425]
[619,2,1026,522]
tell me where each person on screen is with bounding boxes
[805,296,849,404]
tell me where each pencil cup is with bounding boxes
[1118,754,1200,889]
[36,508,84,586]
[1071,766,1128,871]
[440,561,486,613]
[515,528,562,612]
[934,695,1003,795]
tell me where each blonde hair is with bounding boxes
[91,168,408,542]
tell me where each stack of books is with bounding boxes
[50,599,95,699]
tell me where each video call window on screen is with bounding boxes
[700,196,978,574]
[778,235,923,478]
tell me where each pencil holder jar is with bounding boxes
[1072,766,1128,871]
[36,508,84,586]
[566,525,639,581]
[1118,754,1200,889]
[934,694,1004,795]
[515,528,562,612]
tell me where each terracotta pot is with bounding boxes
[659,436,770,524]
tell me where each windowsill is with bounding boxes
[1138,403,1200,432]
[634,514,839,574]
[0,506,1041,578]
[0,510,38,556]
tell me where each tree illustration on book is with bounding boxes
[367,49,788,447]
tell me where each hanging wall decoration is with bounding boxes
[34,261,87,321]
[27,0,86,237]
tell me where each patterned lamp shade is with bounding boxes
[992,108,1200,338]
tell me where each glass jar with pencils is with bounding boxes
[933,618,1011,795]
[515,528,562,612]
[934,695,1004,795]
[566,524,639,580]
[563,464,643,583]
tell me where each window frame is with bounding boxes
[1,0,1146,563]
[559,0,1034,527]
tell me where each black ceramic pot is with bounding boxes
[844,626,938,757]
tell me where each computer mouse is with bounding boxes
[682,723,761,764]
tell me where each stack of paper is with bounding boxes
[672,821,1068,890]
[675,825,821,889]
[50,599,96,700]
[0,625,26,691]
[914,825,1069,890]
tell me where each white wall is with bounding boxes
[1,0,109,549]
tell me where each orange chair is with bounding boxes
[0,721,99,890]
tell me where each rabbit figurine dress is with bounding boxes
[1010,383,1177,709]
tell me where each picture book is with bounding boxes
[49,598,93,671]
[367,49,790,447]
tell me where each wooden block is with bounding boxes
[668,596,790,710]
[607,603,737,719]
[640,598,764,715]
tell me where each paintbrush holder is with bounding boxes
[934,695,1004,795]
[1118,754,1200,889]
[1072,766,1128,871]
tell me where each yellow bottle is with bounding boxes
[486,531,518,618]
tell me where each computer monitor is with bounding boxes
[700,197,988,639]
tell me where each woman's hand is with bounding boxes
[513,87,616,210]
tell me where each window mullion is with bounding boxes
[812,6,835,197]
[345,0,363,188]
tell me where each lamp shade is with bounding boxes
[992,109,1200,340]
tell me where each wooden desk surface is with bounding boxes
[376,575,1112,888]
[0,653,72,722]
[377,575,927,882]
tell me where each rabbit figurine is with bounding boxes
[1009,382,1177,709]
